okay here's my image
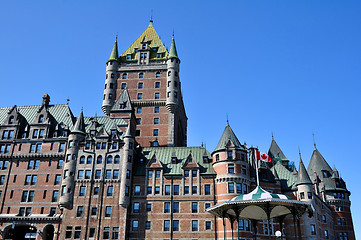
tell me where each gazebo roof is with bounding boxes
[207,186,313,220]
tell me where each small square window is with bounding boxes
[121,83,126,89]
[155,82,160,88]
[137,108,142,114]
[154,107,159,113]
[138,83,143,89]
[153,129,159,136]
[155,93,160,99]
[137,93,143,99]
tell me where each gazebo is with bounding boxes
[206,186,313,240]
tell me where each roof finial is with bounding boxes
[116,32,118,42]
[66,97,70,105]
[312,132,317,149]
[298,146,302,160]
[172,27,174,37]
[272,131,274,140]
[226,113,229,125]
[150,9,153,23]
[201,139,204,147]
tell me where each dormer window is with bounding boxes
[322,171,329,178]
[9,116,14,124]
[90,130,95,136]
[152,140,159,147]
[152,48,157,52]
[203,157,209,163]
[39,115,44,123]
[142,44,146,49]
[171,157,177,164]
[126,54,131,60]
[157,53,162,58]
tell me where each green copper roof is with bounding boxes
[108,39,119,61]
[0,104,74,128]
[168,36,178,59]
[120,20,168,61]
[271,161,297,191]
[134,147,214,176]
[213,122,243,152]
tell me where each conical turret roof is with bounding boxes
[168,35,178,59]
[108,38,119,61]
[124,121,133,138]
[268,139,288,161]
[296,159,312,186]
[213,122,243,152]
[71,110,85,134]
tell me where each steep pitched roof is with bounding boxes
[168,35,178,59]
[307,148,346,192]
[108,39,119,61]
[71,110,85,134]
[120,20,168,61]
[296,159,312,186]
[111,88,132,112]
[134,147,214,176]
[268,139,288,161]
[213,122,243,152]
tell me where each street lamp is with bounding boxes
[275,230,282,240]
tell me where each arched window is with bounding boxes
[122,73,127,79]
[87,156,92,164]
[8,116,14,124]
[106,74,108,79]
[156,72,160,78]
[139,73,144,79]
[168,71,171,76]
[79,156,85,164]
[97,156,103,164]
[114,155,120,164]
[107,156,113,164]
[39,115,44,123]
[111,73,114,78]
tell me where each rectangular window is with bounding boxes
[103,227,110,239]
[78,170,84,179]
[153,129,159,136]
[113,170,119,179]
[33,129,39,138]
[25,175,31,185]
[155,93,160,99]
[206,221,211,230]
[132,220,139,231]
[134,185,141,195]
[94,187,99,195]
[112,228,119,239]
[192,202,198,213]
[192,186,197,194]
[192,220,198,231]
[137,107,142,114]
[205,203,211,209]
[155,186,160,194]
[184,186,189,194]
[164,202,170,213]
[173,202,179,213]
[311,224,316,235]
[35,144,42,153]
[95,170,101,179]
[107,186,113,196]
[228,164,234,173]
[76,206,83,217]
[105,170,111,179]
[154,118,159,124]
[146,203,152,211]
[105,206,112,217]
[138,82,143,89]
[54,174,61,185]
[165,185,171,195]
[52,190,59,202]
[133,202,140,213]
[184,170,189,177]
[154,107,159,113]
[91,207,97,216]
[192,169,197,177]
[85,170,91,179]
[173,185,179,195]
[155,82,160,88]
[137,93,143,99]
[228,182,235,193]
[146,221,151,230]
[30,144,36,153]
[147,186,152,194]
[156,170,161,178]
[31,175,37,185]
[57,159,63,169]
[173,220,179,231]
[79,186,86,196]
[0,175,5,185]
[236,183,242,194]
[164,220,170,231]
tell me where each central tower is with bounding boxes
[102,19,187,147]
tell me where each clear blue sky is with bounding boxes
[1,1,360,237]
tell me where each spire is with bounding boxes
[213,123,243,152]
[71,110,85,134]
[124,121,133,138]
[296,154,312,186]
[168,34,178,59]
[108,37,119,61]
[268,138,288,162]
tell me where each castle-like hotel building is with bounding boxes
[0,20,355,240]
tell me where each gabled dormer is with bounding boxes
[110,88,133,118]
[182,152,200,169]
[96,127,109,139]
[171,151,178,164]
[146,153,163,169]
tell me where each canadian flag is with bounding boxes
[256,150,272,162]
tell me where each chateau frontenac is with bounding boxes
[0,20,355,240]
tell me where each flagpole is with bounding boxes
[254,148,260,186]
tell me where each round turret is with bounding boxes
[166,36,180,113]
